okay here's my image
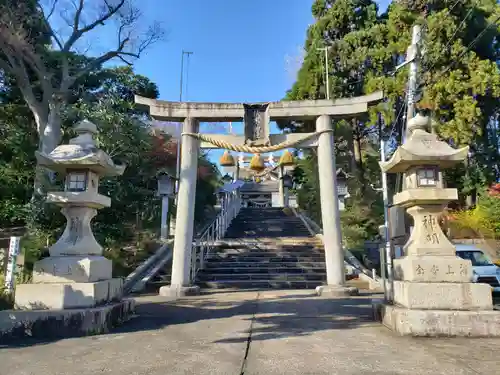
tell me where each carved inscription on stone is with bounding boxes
[425,233,440,244]
[422,214,440,244]
[446,265,455,275]
[66,217,83,245]
[243,103,270,147]
[422,215,437,230]
[460,264,467,276]
[415,264,424,276]
[431,265,439,275]
[421,139,433,148]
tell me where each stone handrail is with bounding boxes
[191,191,242,282]
[291,207,382,288]
[123,241,173,294]
[123,209,222,294]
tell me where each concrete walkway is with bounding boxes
[0,290,498,375]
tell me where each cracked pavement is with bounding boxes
[0,290,498,375]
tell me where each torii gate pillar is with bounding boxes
[315,115,357,296]
[159,117,201,298]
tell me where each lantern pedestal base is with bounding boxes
[393,256,472,283]
[32,255,112,283]
[393,280,493,310]
[373,303,500,337]
[14,278,123,310]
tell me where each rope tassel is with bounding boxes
[249,153,265,171]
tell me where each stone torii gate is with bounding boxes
[135,92,383,297]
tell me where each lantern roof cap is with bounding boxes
[74,119,98,135]
[35,120,126,176]
[380,122,469,174]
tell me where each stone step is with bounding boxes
[209,248,323,254]
[205,256,325,263]
[206,251,324,258]
[204,261,326,268]
[224,233,312,239]
[227,224,307,229]
[196,273,326,281]
[199,267,326,274]
[199,280,325,289]
[214,240,321,248]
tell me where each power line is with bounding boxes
[427,13,500,86]
[422,7,475,74]
[386,95,408,146]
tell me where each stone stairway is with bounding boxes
[196,208,328,289]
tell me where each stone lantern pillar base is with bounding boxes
[14,278,124,310]
[13,254,125,310]
[373,302,500,337]
[372,253,500,337]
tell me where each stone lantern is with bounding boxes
[157,172,174,241]
[15,120,127,311]
[336,169,349,211]
[377,113,500,337]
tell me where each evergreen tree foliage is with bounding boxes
[286,0,500,247]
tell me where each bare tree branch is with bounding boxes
[38,1,64,50]
[71,0,85,40]
[46,0,60,20]
[62,0,126,52]
[1,0,165,150]
[65,10,163,86]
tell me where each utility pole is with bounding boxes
[179,50,193,102]
[317,47,330,100]
[403,25,422,140]
[171,50,193,237]
[371,113,392,302]
[380,135,392,302]
[385,23,423,301]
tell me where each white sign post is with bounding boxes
[4,236,21,293]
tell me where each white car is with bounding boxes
[455,244,500,292]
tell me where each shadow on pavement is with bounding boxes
[0,292,376,348]
[115,293,376,342]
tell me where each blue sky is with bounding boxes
[130,0,391,166]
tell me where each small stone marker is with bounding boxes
[4,236,20,293]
